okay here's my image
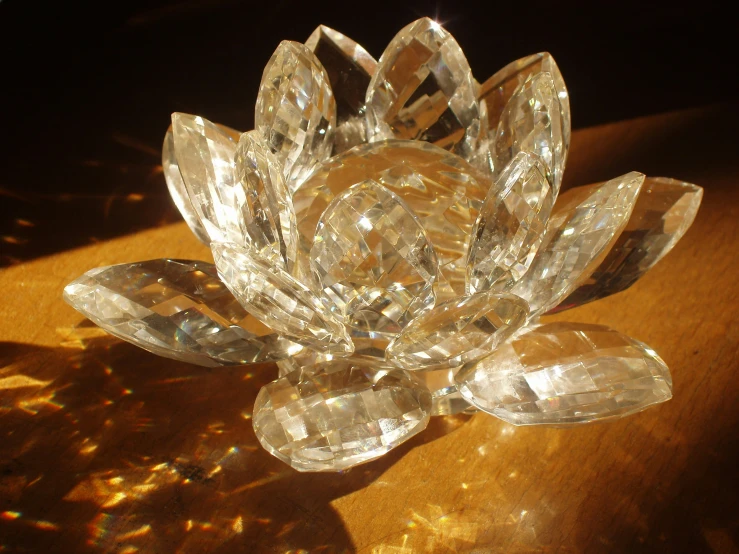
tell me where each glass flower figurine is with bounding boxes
[64,18,703,472]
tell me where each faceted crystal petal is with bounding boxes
[386,292,528,370]
[365,17,480,157]
[466,152,554,294]
[212,242,353,355]
[305,26,377,155]
[293,140,489,300]
[305,25,376,122]
[63,259,298,367]
[253,359,432,471]
[162,126,210,244]
[479,53,570,153]
[550,177,703,312]
[311,180,439,337]
[255,41,336,191]
[235,130,298,269]
[491,72,567,193]
[511,172,644,316]
[457,322,672,425]
[171,113,242,244]
[415,366,476,416]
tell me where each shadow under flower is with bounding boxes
[0,330,472,553]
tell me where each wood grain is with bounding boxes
[1,106,738,553]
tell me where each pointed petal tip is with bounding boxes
[257,39,336,189]
[62,259,297,366]
[366,16,479,156]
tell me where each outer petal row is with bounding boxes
[63,259,300,366]
[457,322,673,425]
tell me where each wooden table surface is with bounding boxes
[1,105,738,553]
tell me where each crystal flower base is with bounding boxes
[64,18,703,472]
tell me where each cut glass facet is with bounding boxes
[235,130,298,269]
[212,242,353,355]
[171,113,241,244]
[253,359,432,471]
[255,40,336,191]
[162,125,210,244]
[386,292,528,370]
[466,151,553,294]
[306,26,377,155]
[479,52,570,154]
[305,25,376,123]
[457,322,672,425]
[365,17,480,157]
[63,259,297,367]
[491,72,566,193]
[292,140,488,299]
[511,172,644,316]
[550,177,703,312]
[311,180,438,337]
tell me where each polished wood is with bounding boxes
[1,106,738,553]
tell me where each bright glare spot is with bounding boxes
[119,524,151,540]
[358,216,373,232]
[462,483,469,489]
[102,492,127,508]
[430,20,442,30]
[32,520,60,531]
[232,516,244,534]
[501,425,515,436]
[509,471,518,478]
[1,511,21,520]
[521,509,528,518]
[562,227,574,236]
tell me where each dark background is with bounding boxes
[1,0,736,266]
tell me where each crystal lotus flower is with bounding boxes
[64,18,703,472]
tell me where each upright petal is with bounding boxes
[255,41,336,191]
[305,25,376,121]
[310,180,439,338]
[162,126,210,244]
[511,172,644,316]
[171,112,240,244]
[386,292,528,370]
[63,259,298,367]
[235,131,298,270]
[466,151,554,294]
[479,52,570,153]
[492,72,566,193]
[212,242,352,355]
[253,359,432,472]
[550,177,703,312]
[365,17,480,157]
[457,322,673,425]
[305,26,377,154]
